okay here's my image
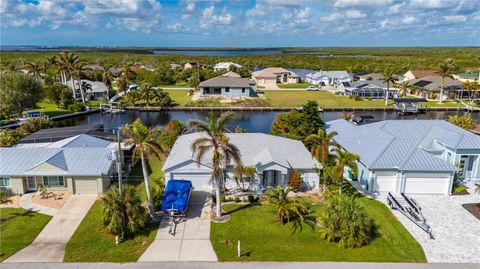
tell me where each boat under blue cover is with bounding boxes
[160,179,193,212]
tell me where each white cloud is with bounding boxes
[402,15,418,24]
[167,23,189,32]
[199,6,232,29]
[185,2,195,13]
[388,3,405,14]
[410,0,459,9]
[320,13,342,22]
[296,7,311,20]
[475,14,480,21]
[334,0,394,8]
[443,15,466,22]
[346,9,367,19]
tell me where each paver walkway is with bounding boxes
[19,192,58,216]
[4,195,97,262]
[381,193,480,263]
[139,191,217,262]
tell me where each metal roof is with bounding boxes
[325,119,480,172]
[163,132,321,172]
[19,124,109,143]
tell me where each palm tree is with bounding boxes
[266,186,308,225]
[57,52,80,98]
[102,63,113,98]
[72,61,88,104]
[123,91,140,107]
[461,81,478,104]
[153,88,172,107]
[305,129,338,165]
[140,83,154,107]
[189,112,242,217]
[119,64,135,82]
[123,119,164,215]
[382,69,397,106]
[399,81,409,97]
[24,62,43,82]
[437,58,457,104]
[81,81,92,100]
[332,147,359,194]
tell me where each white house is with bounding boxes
[252,68,300,88]
[326,119,480,195]
[66,79,109,100]
[304,70,351,86]
[163,133,321,191]
[337,80,399,100]
[214,62,242,72]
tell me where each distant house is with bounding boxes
[403,70,440,81]
[184,62,207,69]
[214,62,242,72]
[326,119,480,195]
[163,132,321,190]
[252,68,299,88]
[453,73,480,83]
[337,80,399,99]
[304,70,351,86]
[170,63,182,70]
[66,79,109,100]
[357,72,400,81]
[409,75,463,100]
[199,72,257,97]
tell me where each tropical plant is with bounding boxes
[189,112,242,217]
[24,61,43,82]
[461,81,478,104]
[0,130,20,147]
[288,170,303,192]
[332,147,359,193]
[140,83,154,107]
[234,165,256,192]
[437,58,457,103]
[399,81,409,97]
[57,52,80,98]
[188,75,200,90]
[119,64,136,82]
[123,119,164,215]
[382,69,396,106]
[101,185,148,240]
[152,88,173,107]
[448,115,475,130]
[72,61,88,104]
[305,129,338,165]
[317,195,374,248]
[266,186,308,225]
[18,118,55,135]
[271,101,324,140]
[0,72,43,117]
[123,91,140,107]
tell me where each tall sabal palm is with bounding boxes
[24,62,43,82]
[43,55,57,72]
[101,63,113,97]
[266,186,308,225]
[437,58,457,104]
[332,147,359,194]
[382,69,397,106]
[72,61,88,104]
[57,52,80,97]
[123,119,164,215]
[119,64,135,82]
[399,81,409,97]
[461,81,478,104]
[305,129,338,165]
[140,83,154,107]
[190,112,242,217]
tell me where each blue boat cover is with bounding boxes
[160,180,193,212]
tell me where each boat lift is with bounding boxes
[100,102,124,114]
[393,98,427,114]
[387,192,434,239]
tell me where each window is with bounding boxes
[225,87,230,92]
[43,176,65,187]
[272,171,278,186]
[242,88,246,93]
[0,177,11,187]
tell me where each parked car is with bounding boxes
[306,86,319,91]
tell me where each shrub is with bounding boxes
[0,190,6,204]
[152,184,164,210]
[448,115,475,130]
[267,186,309,225]
[68,102,85,112]
[453,185,467,194]
[0,130,20,147]
[354,95,363,101]
[317,195,374,248]
[18,118,55,135]
[233,197,241,203]
[288,170,303,192]
[247,195,255,203]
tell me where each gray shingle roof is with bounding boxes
[305,70,350,80]
[199,75,255,88]
[325,119,480,172]
[163,133,321,171]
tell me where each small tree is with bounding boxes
[318,195,374,248]
[266,186,308,225]
[448,115,475,130]
[288,170,303,192]
[234,165,256,192]
[18,118,55,135]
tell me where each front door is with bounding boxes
[458,156,469,179]
[27,177,37,191]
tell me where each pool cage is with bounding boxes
[345,87,398,100]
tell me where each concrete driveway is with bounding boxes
[386,194,480,263]
[139,191,217,262]
[4,195,97,262]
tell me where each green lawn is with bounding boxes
[129,156,164,201]
[159,85,192,89]
[0,208,52,262]
[277,82,312,89]
[211,196,426,262]
[25,100,107,117]
[63,201,158,262]
[165,90,192,106]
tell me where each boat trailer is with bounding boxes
[387,192,434,239]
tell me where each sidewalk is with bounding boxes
[19,193,58,216]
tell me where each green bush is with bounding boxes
[247,195,255,203]
[317,195,374,248]
[68,102,86,112]
[0,190,6,204]
[18,118,55,135]
[354,95,363,101]
[234,197,241,203]
[453,185,467,193]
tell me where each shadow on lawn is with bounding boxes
[1,210,38,222]
[223,202,260,215]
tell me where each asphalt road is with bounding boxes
[1,262,478,269]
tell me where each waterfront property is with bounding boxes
[0,134,135,195]
[19,124,109,143]
[213,62,242,72]
[304,70,351,86]
[252,68,300,88]
[163,132,321,190]
[453,72,480,83]
[403,70,440,81]
[337,80,399,99]
[409,75,464,100]
[326,119,480,195]
[66,79,109,100]
[199,72,257,97]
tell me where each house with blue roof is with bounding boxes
[325,119,480,195]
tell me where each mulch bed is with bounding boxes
[462,203,480,221]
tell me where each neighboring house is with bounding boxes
[453,73,480,83]
[19,124,109,143]
[84,64,104,72]
[409,75,462,100]
[403,70,439,81]
[163,132,321,191]
[252,67,299,88]
[66,79,109,100]
[304,70,351,86]
[337,80,399,99]
[214,62,242,72]
[358,73,384,81]
[199,72,257,97]
[170,63,182,70]
[184,62,207,69]
[326,119,480,195]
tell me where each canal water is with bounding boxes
[56,110,479,134]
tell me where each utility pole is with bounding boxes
[117,128,123,196]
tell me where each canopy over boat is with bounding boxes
[393,97,427,103]
[160,179,193,212]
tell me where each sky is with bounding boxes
[0,0,479,47]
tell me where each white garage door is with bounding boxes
[404,174,451,195]
[170,173,212,190]
[74,179,99,194]
[374,174,398,193]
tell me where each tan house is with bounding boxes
[252,67,299,88]
[403,70,440,81]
